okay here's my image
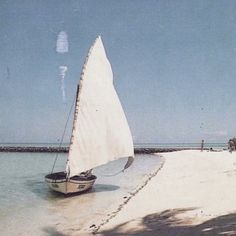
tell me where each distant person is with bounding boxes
[201,140,204,152]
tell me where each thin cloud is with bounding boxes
[56,31,69,54]
[59,65,68,102]
[202,130,228,137]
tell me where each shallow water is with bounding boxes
[0,152,163,235]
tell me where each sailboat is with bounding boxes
[45,36,134,194]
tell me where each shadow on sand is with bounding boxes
[42,226,68,236]
[92,184,120,192]
[99,208,236,235]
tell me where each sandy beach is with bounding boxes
[96,150,236,235]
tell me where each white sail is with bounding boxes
[67,36,134,177]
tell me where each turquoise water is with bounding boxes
[0,152,163,235]
[134,142,227,149]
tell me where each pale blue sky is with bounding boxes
[1,0,236,143]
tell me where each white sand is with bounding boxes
[97,150,236,235]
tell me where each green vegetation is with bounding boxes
[228,138,236,152]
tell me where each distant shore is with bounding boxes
[0,146,212,153]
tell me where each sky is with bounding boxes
[0,0,236,144]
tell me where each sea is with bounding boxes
[0,142,227,235]
[0,142,228,149]
[134,142,228,149]
[0,148,163,235]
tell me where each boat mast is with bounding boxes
[66,37,101,176]
[68,37,100,149]
[68,84,80,148]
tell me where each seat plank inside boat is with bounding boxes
[45,171,96,181]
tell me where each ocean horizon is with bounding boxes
[0,142,228,149]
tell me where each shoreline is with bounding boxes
[91,155,165,234]
[0,152,164,236]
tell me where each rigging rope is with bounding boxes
[51,96,76,174]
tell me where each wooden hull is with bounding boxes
[45,172,97,195]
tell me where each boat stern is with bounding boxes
[45,172,97,195]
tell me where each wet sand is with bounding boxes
[98,150,236,235]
